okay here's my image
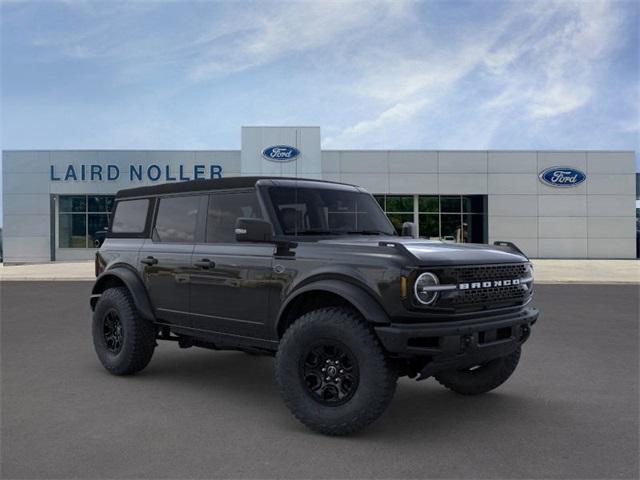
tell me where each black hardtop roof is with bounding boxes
[115,176,357,199]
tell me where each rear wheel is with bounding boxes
[275,307,397,436]
[92,287,156,375]
[434,348,521,395]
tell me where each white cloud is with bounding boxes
[190,1,410,79]
[3,0,636,153]
[528,84,592,118]
[325,98,429,147]
[22,0,412,81]
[326,0,628,147]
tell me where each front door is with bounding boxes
[139,194,206,326]
[189,190,274,339]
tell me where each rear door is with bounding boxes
[190,189,274,339]
[139,194,207,326]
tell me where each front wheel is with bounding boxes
[275,307,398,436]
[434,348,521,395]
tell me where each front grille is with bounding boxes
[453,264,528,283]
[428,263,532,311]
[453,283,526,305]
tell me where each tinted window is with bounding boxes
[385,196,413,213]
[111,199,149,233]
[268,187,396,236]
[59,195,114,247]
[440,196,461,213]
[462,195,486,214]
[206,191,262,243]
[418,196,439,213]
[154,195,201,243]
[59,213,87,247]
[88,195,114,213]
[59,196,87,213]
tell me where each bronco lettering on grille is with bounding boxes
[458,279,521,290]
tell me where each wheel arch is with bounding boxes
[276,279,390,338]
[91,265,155,322]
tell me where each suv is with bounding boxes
[91,177,538,435]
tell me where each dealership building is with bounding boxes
[1,126,637,263]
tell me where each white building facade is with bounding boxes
[2,126,637,263]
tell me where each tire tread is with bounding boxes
[275,307,397,436]
[93,287,156,376]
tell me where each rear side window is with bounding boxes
[111,199,149,234]
[154,195,201,243]
[206,191,262,243]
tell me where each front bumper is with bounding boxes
[375,307,538,379]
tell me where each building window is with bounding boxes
[375,195,414,235]
[58,195,114,248]
[375,194,487,243]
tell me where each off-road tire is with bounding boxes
[434,347,521,395]
[275,307,397,436]
[92,287,156,375]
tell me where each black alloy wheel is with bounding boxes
[103,309,124,354]
[92,287,156,375]
[300,341,359,406]
[275,306,398,435]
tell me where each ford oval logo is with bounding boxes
[261,145,300,162]
[538,166,586,187]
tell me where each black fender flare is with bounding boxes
[277,279,390,335]
[90,266,155,321]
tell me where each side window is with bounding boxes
[206,191,262,243]
[268,187,310,234]
[154,195,201,243]
[111,199,149,234]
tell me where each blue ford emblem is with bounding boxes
[261,145,300,162]
[538,166,586,187]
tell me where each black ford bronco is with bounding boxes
[91,177,538,435]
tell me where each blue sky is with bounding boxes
[1,0,639,224]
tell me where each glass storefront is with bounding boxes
[378,195,414,236]
[58,195,114,248]
[57,193,485,247]
[374,194,487,243]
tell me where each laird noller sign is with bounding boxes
[50,163,224,182]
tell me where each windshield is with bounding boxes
[268,186,397,236]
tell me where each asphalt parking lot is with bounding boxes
[1,282,638,479]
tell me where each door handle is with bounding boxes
[194,258,215,269]
[141,256,158,266]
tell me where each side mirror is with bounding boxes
[235,218,274,243]
[401,221,416,237]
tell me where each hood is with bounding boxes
[318,236,528,266]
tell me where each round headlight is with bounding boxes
[414,272,440,305]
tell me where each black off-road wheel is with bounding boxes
[434,348,521,395]
[92,287,156,376]
[275,307,398,436]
